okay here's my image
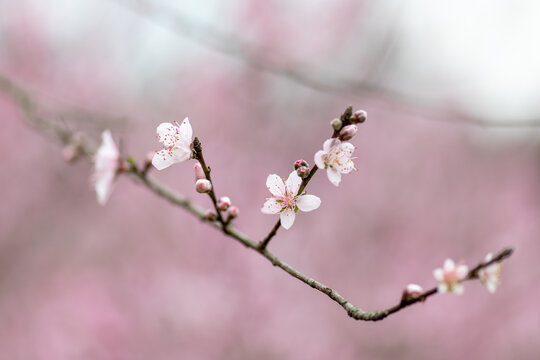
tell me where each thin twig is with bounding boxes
[1,75,515,322]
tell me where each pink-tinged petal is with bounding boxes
[177,117,193,146]
[327,168,342,186]
[433,268,444,282]
[296,194,321,212]
[453,283,465,295]
[340,142,355,157]
[456,265,469,280]
[172,145,192,163]
[285,171,302,194]
[95,172,115,205]
[261,198,282,214]
[266,174,285,197]
[152,150,177,170]
[99,130,119,158]
[437,283,448,293]
[280,208,296,229]
[314,150,327,169]
[323,138,339,153]
[335,159,355,174]
[443,259,456,272]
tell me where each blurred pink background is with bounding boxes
[1,1,540,359]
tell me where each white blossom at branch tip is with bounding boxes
[261,171,321,230]
[93,130,120,206]
[314,138,356,187]
[433,258,469,295]
[152,117,193,170]
[478,253,502,293]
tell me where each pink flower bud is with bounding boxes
[228,206,239,218]
[339,124,358,140]
[195,179,212,193]
[296,166,310,179]
[218,196,231,211]
[205,210,217,221]
[62,145,78,163]
[194,162,206,181]
[294,159,309,170]
[330,118,342,131]
[350,110,367,124]
[402,283,424,302]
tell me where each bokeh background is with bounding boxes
[1,1,540,359]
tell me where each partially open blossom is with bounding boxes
[152,118,193,170]
[228,206,239,218]
[478,253,502,293]
[433,259,469,295]
[93,130,120,205]
[314,138,356,186]
[194,162,206,180]
[261,171,321,229]
[294,159,308,170]
[218,196,231,211]
[339,124,358,140]
[402,283,424,302]
[195,179,212,193]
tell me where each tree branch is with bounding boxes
[1,75,515,322]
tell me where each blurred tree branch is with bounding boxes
[112,0,540,128]
[0,74,514,322]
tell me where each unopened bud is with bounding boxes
[296,166,310,179]
[350,110,367,124]
[194,162,206,181]
[294,159,309,170]
[62,145,79,163]
[228,206,239,218]
[339,124,358,140]
[218,196,231,211]
[330,118,343,131]
[195,179,212,193]
[402,283,424,302]
[205,210,217,221]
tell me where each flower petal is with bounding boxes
[437,283,448,293]
[327,168,342,186]
[152,149,177,170]
[433,268,444,282]
[178,117,193,146]
[456,265,469,280]
[336,159,355,174]
[266,174,285,197]
[261,198,282,214]
[453,283,465,295]
[314,150,326,168]
[296,194,321,212]
[98,130,119,158]
[340,142,355,157]
[285,171,302,195]
[156,123,177,147]
[323,138,339,153]
[280,208,296,229]
[443,259,456,272]
[95,172,115,205]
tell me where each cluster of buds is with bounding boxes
[294,159,310,179]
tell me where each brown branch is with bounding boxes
[1,75,515,322]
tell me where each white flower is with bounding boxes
[433,258,469,295]
[261,171,321,229]
[314,138,355,186]
[93,130,120,205]
[478,253,502,293]
[152,118,193,170]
